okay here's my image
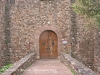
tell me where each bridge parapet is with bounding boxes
[1,52,36,75]
[60,52,98,75]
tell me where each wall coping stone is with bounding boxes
[60,52,98,75]
[1,52,36,75]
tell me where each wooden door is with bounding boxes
[39,30,58,59]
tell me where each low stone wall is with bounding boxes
[60,52,98,75]
[1,52,36,75]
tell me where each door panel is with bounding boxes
[39,30,58,59]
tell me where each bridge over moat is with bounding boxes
[22,60,73,75]
[1,52,98,75]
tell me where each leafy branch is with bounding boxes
[72,0,100,28]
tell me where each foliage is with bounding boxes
[0,64,12,74]
[70,68,77,75]
[72,0,100,28]
[71,52,76,58]
[66,51,69,54]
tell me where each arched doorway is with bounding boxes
[39,30,58,59]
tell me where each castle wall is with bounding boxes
[71,14,95,70]
[0,0,6,68]
[94,29,100,74]
[0,0,99,74]
[9,0,71,62]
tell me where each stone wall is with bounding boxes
[71,14,95,70]
[1,52,36,75]
[94,29,100,74]
[70,0,96,72]
[70,1,100,74]
[9,0,72,62]
[0,0,6,68]
[0,0,100,74]
[60,53,98,75]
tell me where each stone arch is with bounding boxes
[34,25,63,59]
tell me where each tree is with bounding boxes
[72,0,100,27]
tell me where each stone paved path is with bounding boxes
[22,59,73,75]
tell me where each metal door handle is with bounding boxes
[42,42,45,45]
[46,47,50,50]
[52,41,54,45]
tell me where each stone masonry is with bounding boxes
[94,29,100,74]
[0,0,100,74]
[70,14,95,70]
[9,0,71,62]
[0,0,6,68]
